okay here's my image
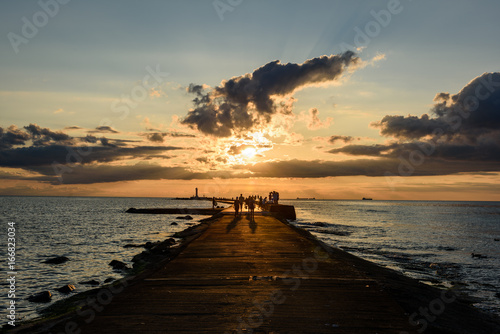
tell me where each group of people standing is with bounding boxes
[233,194,258,219]
[232,191,280,218]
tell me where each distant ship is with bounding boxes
[362,197,373,200]
[297,197,316,200]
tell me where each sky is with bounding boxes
[1,0,500,200]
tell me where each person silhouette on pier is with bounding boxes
[248,196,255,221]
[238,194,244,214]
[233,198,240,216]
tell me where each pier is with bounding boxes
[15,207,500,333]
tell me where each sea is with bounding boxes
[0,196,499,324]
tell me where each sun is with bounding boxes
[241,147,257,159]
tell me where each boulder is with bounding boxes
[109,260,129,270]
[175,215,193,220]
[56,284,76,294]
[150,238,175,254]
[123,243,144,248]
[170,222,178,226]
[43,256,69,265]
[28,291,52,303]
[79,279,100,286]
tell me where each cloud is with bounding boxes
[82,135,98,143]
[328,135,355,144]
[0,145,183,168]
[182,52,359,137]
[333,72,500,167]
[144,131,196,143]
[328,144,395,156]
[88,126,119,134]
[0,126,31,149]
[244,158,500,178]
[306,108,333,130]
[30,164,215,184]
[373,72,500,141]
[24,123,73,146]
[372,114,449,139]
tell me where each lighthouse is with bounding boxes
[195,188,198,199]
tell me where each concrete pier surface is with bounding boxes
[13,211,500,333]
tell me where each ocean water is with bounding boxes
[283,199,500,317]
[0,197,499,323]
[0,196,223,322]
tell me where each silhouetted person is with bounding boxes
[238,194,244,214]
[233,198,239,216]
[248,197,255,221]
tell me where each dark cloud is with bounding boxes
[143,132,196,143]
[0,126,30,149]
[64,126,83,130]
[23,123,73,146]
[244,158,500,178]
[354,72,500,167]
[373,72,500,141]
[372,114,450,139]
[0,145,183,168]
[328,135,355,144]
[31,164,214,184]
[328,144,395,156]
[329,141,500,162]
[82,135,98,143]
[182,52,359,137]
[27,164,240,184]
[88,126,119,134]
[147,133,164,143]
[99,137,116,147]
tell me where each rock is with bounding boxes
[109,260,129,270]
[495,292,500,299]
[144,241,154,249]
[56,284,76,294]
[28,291,52,303]
[126,208,137,213]
[175,215,193,220]
[312,222,328,227]
[79,279,100,286]
[170,222,178,226]
[43,256,69,264]
[104,277,115,283]
[123,243,144,248]
[132,251,150,264]
[494,238,500,241]
[150,238,176,254]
